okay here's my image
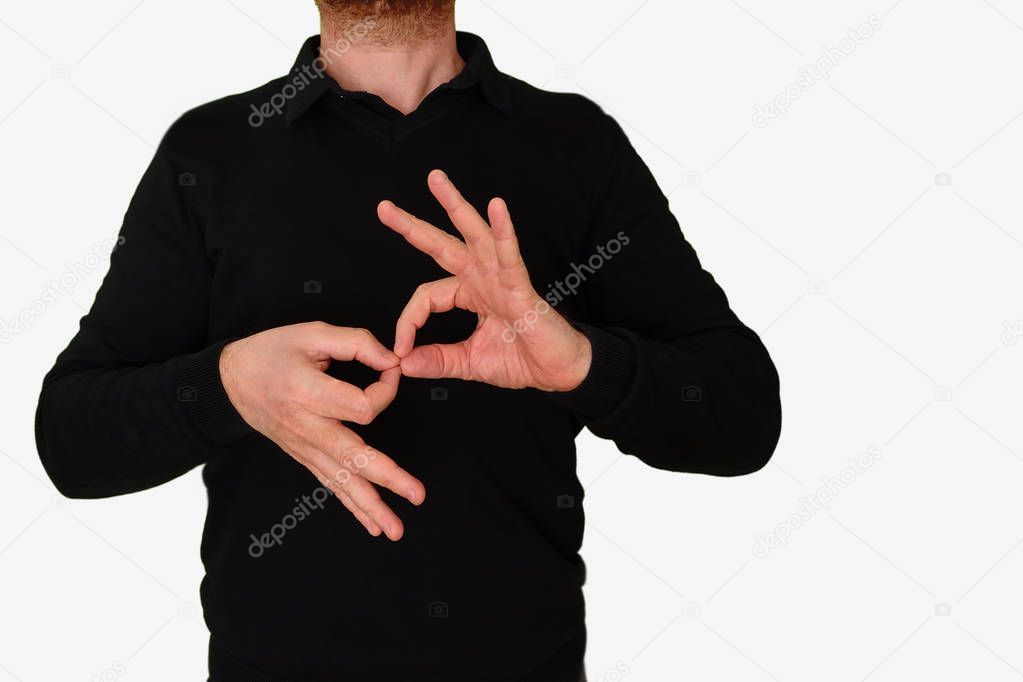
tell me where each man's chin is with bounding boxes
[316,0,455,45]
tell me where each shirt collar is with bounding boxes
[284,31,512,125]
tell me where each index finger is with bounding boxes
[305,367,399,425]
[364,366,400,417]
[427,170,496,264]
[307,323,398,371]
[377,200,472,275]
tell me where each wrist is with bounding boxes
[543,324,635,420]
[218,339,244,410]
[547,329,592,392]
[177,338,255,444]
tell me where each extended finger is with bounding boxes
[427,170,496,264]
[279,441,381,536]
[394,277,461,357]
[334,470,406,541]
[288,421,403,539]
[335,488,381,536]
[487,197,533,292]
[322,474,382,537]
[308,442,405,541]
[355,447,426,508]
[377,200,471,275]
[303,416,425,508]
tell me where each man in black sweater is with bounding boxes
[35,1,781,680]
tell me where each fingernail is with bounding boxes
[431,170,447,184]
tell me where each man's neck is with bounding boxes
[319,21,465,115]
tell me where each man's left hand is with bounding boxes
[377,170,591,393]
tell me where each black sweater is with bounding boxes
[35,33,781,682]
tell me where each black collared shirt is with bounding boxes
[36,33,780,682]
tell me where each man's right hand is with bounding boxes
[219,322,423,541]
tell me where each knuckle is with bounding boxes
[320,476,340,495]
[322,434,345,463]
[331,467,353,491]
[341,444,374,471]
[351,397,375,425]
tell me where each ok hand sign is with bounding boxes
[377,170,592,393]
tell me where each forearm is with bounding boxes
[541,109,782,475]
[36,340,251,498]
[551,323,780,476]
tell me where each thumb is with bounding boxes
[400,343,470,380]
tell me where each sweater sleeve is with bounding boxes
[34,127,254,499]
[548,114,781,476]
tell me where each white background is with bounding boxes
[2,1,1022,680]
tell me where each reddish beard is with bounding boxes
[316,0,455,45]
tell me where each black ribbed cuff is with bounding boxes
[546,323,636,421]
[175,339,254,444]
